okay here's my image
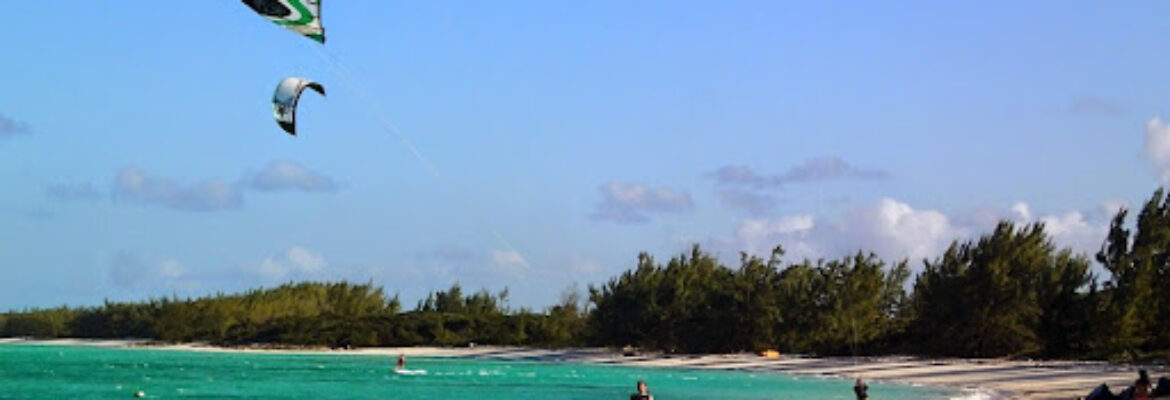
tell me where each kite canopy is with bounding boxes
[273,77,325,136]
[241,0,325,43]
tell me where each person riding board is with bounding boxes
[1134,370,1152,400]
[630,380,653,400]
[395,354,406,371]
[854,378,869,400]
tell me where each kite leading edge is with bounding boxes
[272,77,325,136]
[241,0,325,43]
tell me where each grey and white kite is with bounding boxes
[272,77,325,136]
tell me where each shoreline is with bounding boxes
[2,338,1164,399]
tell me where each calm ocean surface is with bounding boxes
[0,344,964,399]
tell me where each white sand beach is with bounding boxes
[2,338,1164,399]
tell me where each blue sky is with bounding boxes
[3,1,1170,309]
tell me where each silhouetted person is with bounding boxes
[1084,383,1118,400]
[854,378,869,400]
[395,354,406,370]
[1134,370,1151,400]
[630,380,653,400]
[1154,375,1170,397]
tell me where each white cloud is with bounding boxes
[285,246,326,273]
[1144,117,1170,184]
[729,215,818,258]
[113,167,242,212]
[255,246,327,281]
[155,259,187,280]
[986,201,1109,257]
[832,198,957,262]
[1037,210,1106,256]
[1010,201,1032,221]
[715,197,1115,267]
[590,182,694,224]
[109,162,339,211]
[720,199,958,262]
[1099,199,1129,219]
[960,201,1111,258]
[245,160,339,193]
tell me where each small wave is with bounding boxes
[947,388,1002,400]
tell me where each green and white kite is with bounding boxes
[241,0,325,43]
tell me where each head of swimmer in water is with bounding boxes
[636,381,648,394]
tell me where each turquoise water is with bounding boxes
[0,344,958,399]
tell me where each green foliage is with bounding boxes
[770,251,909,355]
[1,307,77,338]
[587,246,741,353]
[588,245,908,355]
[1093,189,1170,361]
[911,222,1083,357]
[0,281,581,349]
[6,188,1170,360]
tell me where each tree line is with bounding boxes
[5,189,1170,361]
[0,281,585,349]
